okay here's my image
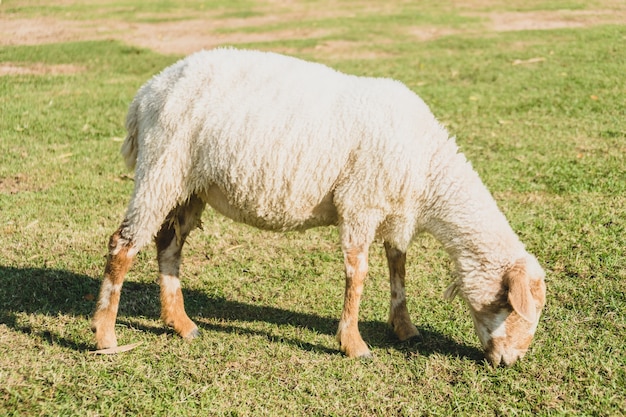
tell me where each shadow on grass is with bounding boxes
[0,266,483,362]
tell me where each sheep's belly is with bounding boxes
[199,185,339,232]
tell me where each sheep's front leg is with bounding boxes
[384,242,419,341]
[156,196,205,340]
[336,245,371,358]
[91,230,136,349]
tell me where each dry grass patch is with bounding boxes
[283,39,396,60]
[0,17,92,47]
[2,1,624,55]
[483,9,626,32]
[1,1,624,415]
[0,174,48,194]
[406,26,464,42]
[0,16,335,55]
[0,62,85,76]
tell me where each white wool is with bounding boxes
[120,48,532,309]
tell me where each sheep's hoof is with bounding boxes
[342,345,372,359]
[94,332,118,350]
[397,328,421,342]
[391,320,420,342]
[399,334,422,347]
[183,327,200,340]
[339,336,371,358]
[91,320,118,349]
[357,350,374,361]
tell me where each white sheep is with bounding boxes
[91,48,546,366]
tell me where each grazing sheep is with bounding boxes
[91,48,546,366]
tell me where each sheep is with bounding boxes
[91,48,546,366]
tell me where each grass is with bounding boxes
[1,0,625,415]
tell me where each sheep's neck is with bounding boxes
[421,151,524,278]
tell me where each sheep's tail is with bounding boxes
[120,100,139,170]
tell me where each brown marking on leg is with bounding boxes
[159,275,199,339]
[91,230,135,349]
[336,245,371,358]
[156,196,205,339]
[384,242,419,341]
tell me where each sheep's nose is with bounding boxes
[486,351,503,367]
[505,349,528,366]
[501,354,518,367]
[487,350,526,368]
[486,349,525,367]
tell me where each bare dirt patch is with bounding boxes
[0,5,624,56]
[0,174,45,194]
[406,27,464,42]
[0,17,93,47]
[484,9,626,32]
[0,16,334,55]
[287,40,395,60]
[0,62,85,76]
[119,20,333,55]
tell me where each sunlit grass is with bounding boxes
[0,0,624,415]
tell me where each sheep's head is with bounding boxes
[448,255,546,367]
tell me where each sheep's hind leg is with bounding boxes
[336,244,372,358]
[384,242,419,341]
[156,195,206,340]
[91,229,137,349]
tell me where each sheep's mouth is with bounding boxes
[485,347,528,367]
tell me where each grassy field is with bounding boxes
[1,0,624,415]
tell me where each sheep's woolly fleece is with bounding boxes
[123,48,537,307]
[93,48,547,364]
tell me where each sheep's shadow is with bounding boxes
[0,265,483,362]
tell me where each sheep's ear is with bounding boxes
[505,263,537,323]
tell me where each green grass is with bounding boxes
[1,0,625,415]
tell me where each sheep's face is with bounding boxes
[470,258,546,367]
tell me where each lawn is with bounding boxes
[0,0,624,415]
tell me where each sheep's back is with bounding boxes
[130,48,443,232]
